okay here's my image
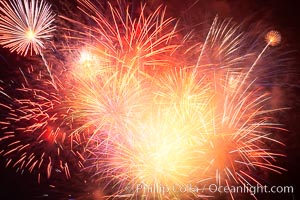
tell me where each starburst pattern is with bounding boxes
[0,0,55,56]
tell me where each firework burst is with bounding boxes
[265,30,281,47]
[199,71,286,192]
[0,0,56,56]
[67,65,150,146]
[61,0,181,72]
[0,67,82,183]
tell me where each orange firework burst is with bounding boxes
[265,30,281,47]
[199,71,286,193]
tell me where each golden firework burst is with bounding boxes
[265,30,281,46]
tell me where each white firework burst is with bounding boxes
[0,0,55,56]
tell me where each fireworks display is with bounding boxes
[0,0,296,199]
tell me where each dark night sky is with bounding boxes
[0,0,300,199]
